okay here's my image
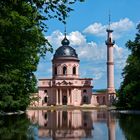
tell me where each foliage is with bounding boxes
[0,0,84,112]
[118,23,140,109]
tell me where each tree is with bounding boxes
[118,23,140,109]
[0,0,84,112]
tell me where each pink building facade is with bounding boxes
[38,36,94,106]
[32,29,116,107]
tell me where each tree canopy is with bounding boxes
[118,23,140,109]
[0,0,84,112]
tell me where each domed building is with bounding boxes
[31,27,116,107]
[37,35,94,106]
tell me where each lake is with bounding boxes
[0,109,140,140]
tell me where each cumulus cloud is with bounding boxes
[46,30,128,64]
[46,30,63,48]
[40,24,130,88]
[46,30,106,61]
[83,23,106,37]
[69,31,86,46]
[83,18,134,39]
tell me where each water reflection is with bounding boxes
[119,113,140,140]
[27,110,117,140]
[0,110,140,140]
[0,114,31,140]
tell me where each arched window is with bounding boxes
[44,96,47,103]
[83,89,87,93]
[44,90,47,93]
[54,66,57,75]
[63,66,67,75]
[73,67,76,75]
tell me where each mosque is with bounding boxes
[31,26,116,107]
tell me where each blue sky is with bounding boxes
[36,0,140,89]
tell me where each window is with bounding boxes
[44,113,47,119]
[63,66,67,75]
[73,67,76,75]
[44,97,47,103]
[97,96,99,103]
[54,66,57,75]
[83,96,88,104]
[83,89,87,93]
[103,96,105,104]
[44,90,47,93]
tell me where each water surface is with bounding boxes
[0,110,140,140]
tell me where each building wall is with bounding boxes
[52,59,79,79]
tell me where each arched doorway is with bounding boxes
[63,96,67,105]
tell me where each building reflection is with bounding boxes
[27,110,116,140]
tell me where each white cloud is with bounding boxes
[77,42,106,61]
[83,18,134,39]
[111,18,134,32]
[46,29,129,67]
[40,28,130,89]
[46,30,107,61]
[83,22,106,37]
[69,31,86,46]
[114,44,130,70]
[46,30,63,48]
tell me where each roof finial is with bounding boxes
[61,20,70,46]
[64,23,67,38]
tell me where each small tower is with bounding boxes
[105,15,116,104]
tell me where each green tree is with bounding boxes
[118,23,140,109]
[0,0,84,112]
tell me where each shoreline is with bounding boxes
[27,105,111,110]
[1,105,140,115]
[0,105,114,115]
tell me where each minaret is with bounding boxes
[105,14,116,96]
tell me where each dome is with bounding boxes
[53,37,78,59]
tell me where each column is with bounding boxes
[68,89,71,105]
[56,89,58,105]
[60,110,62,127]
[67,89,70,105]
[60,89,62,105]
[56,111,58,128]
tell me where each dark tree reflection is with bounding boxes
[119,113,140,140]
[0,114,34,140]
